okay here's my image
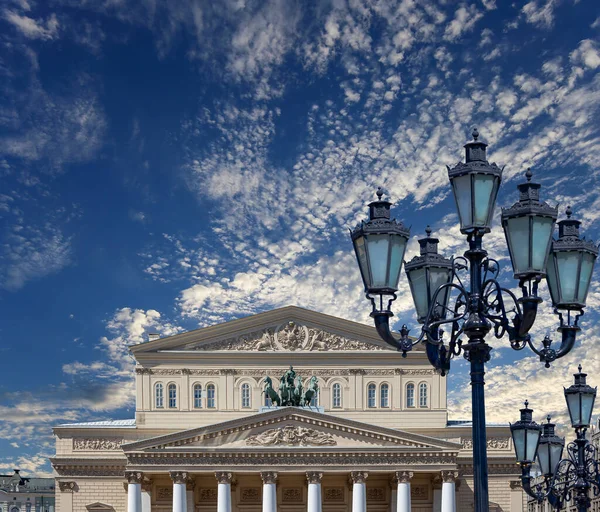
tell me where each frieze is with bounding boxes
[73,438,122,451]
[246,426,337,447]
[323,487,344,502]
[240,487,261,503]
[461,437,510,450]
[145,367,425,377]
[411,485,428,500]
[199,489,217,501]
[367,488,385,501]
[281,488,302,502]
[157,487,173,500]
[186,323,389,352]
[52,463,126,477]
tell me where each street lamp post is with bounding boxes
[511,366,600,511]
[349,129,598,512]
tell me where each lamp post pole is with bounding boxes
[350,128,598,512]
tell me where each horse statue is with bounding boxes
[302,376,319,407]
[263,376,280,407]
[293,375,304,406]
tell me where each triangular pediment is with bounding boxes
[122,408,459,453]
[130,306,414,354]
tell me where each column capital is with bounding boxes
[350,471,368,484]
[260,472,278,484]
[125,471,144,485]
[509,480,523,490]
[440,470,459,483]
[186,478,196,491]
[58,481,78,493]
[170,471,189,484]
[215,471,233,484]
[306,472,323,484]
[394,471,413,483]
[141,478,153,493]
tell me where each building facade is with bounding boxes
[0,469,55,512]
[51,306,525,512]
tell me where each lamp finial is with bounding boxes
[566,206,572,219]
[425,225,432,237]
[376,187,384,200]
[472,127,479,140]
[526,168,533,181]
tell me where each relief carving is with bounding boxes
[157,487,173,500]
[246,426,336,447]
[58,481,77,492]
[240,487,261,503]
[199,489,217,501]
[461,437,510,450]
[367,488,385,501]
[282,488,302,502]
[323,487,344,502]
[411,485,428,500]
[187,323,388,352]
[73,438,122,451]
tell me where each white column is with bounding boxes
[141,480,152,512]
[395,471,412,512]
[126,472,143,512]
[261,472,277,512]
[350,472,368,512]
[215,472,233,512]
[171,471,188,512]
[306,472,323,512]
[440,471,458,512]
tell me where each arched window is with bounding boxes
[155,382,164,408]
[207,384,216,408]
[241,383,251,408]
[193,384,202,408]
[380,383,390,408]
[332,383,342,408]
[168,383,177,408]
[406,383,415,408]
[419,383,428,407]
[367,383,376,408]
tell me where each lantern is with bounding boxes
[501,169,558,280]
[536,416,564,477]
[447,129,503,234]
[405,227,453,324]
[564,365,597,429]
[510,400,541,465]
[350,188,410,305]
[546,207,598,310]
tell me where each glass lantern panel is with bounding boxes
[577,252,595,303]
[549,442,564,473]
[531,216,554,271]
[546,253,560,305]
[506,216,530,274]
[366,234,390,288]
[429,267,452,319]
[526,429,540,462]
[512,428,526,462]
[408,267,429,320]
[537,442,551,475]
[473,174,496,225]
[452,174,473,228]
[354,236,371,289]
[566,392,581,426]
[556,251,581,303]
[387,235,408,289]
[580,392,596,427]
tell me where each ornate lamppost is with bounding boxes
[511,366,600,511]
[349,129,598,512]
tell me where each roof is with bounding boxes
[56,419,136,428]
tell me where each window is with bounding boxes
[332,383,342,408]
[207,384,216,408]
[193,384,202,408]
[168,383,177,408]
[406,383,415,408]
[241,383,251,408]
[367,383,376,408]
[155,383,163,408]
[380,383,389,408]
[419,383,428,407]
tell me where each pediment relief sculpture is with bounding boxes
[185,322,388,352]
[246,425,337,447]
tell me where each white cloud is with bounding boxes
[444,5,483,42]
[570,39,600,70]
[4,10,59,40]
[521,0,556,29]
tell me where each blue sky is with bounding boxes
[1,0,600,476]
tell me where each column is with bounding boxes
[395,471,412,512]
[440,471,458,512]
[389,476,397,512]
[350,472,368,512]
[171,471,188,512]
[141,479,152,512]
[215,472,233,512]
[58,482,77,512]
[306,472,323,512]
[186,478,195,512]
[261,472,277,512]
[432,475,442,512]
[509,480,524,512]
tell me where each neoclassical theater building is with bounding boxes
[51,306,525,512]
